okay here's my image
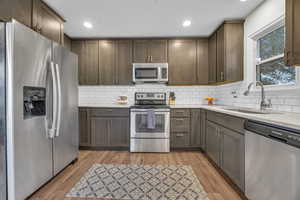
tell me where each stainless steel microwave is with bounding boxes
[133,63,168,83]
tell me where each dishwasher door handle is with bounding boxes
[268,134,288,143]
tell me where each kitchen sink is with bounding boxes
[223,107,281,114]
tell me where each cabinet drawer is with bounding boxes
[171,118,190,132]
[90,108,129,117]
[206,111,245,134]
[171,109,190,118]
[171,133,190,148]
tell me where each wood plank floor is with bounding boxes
[28,151,243,200]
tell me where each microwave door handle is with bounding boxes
[55,64,62,137]
[49,62,58,138]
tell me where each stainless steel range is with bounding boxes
[130,92,170,153]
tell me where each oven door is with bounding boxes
[131,109,170,138]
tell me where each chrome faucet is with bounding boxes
[243,81,272,110]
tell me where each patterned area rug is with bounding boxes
[66,164,209,200]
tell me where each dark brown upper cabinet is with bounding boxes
[32,0,65,44]
[208,33,217,84]
[285,0,300,66]
[197,39,209,84]
[72,40,99,85]
[133,40,168,63]
[115,40,133,85]
[168,39,209,85]
[99,40,116,85]
[0,0,32,28]
[216,21,244,83]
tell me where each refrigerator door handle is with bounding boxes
[49,61,58,138]
[55,63,62,137]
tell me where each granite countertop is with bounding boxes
[79,104,300,130]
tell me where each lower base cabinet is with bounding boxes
[220,127,245,191]
[79,108,130,149]
[205,111,245,191]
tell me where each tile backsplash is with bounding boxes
[79,82,300,113]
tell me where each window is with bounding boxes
[256,26,296,86]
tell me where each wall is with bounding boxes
[79,0,300,113]
[79,85,215,106]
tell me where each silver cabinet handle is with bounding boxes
[55,64,62,137]
[49,62,58,138]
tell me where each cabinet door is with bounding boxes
[83,40,99,85]
[168,40,197,85]
[33,0,64,44]
[190,109,201,147]
[220,127,245,191]
[91,117,109,147]
[197,39,209,84]
[208,33,217,84]
[224,23,244,82]
[115,40,133,85]
[79,108,91,146]
[200,110,206,150]
[171,133,190,148]
[99,40,116,85]
[217,26,225,82]
[64,34,72,50]
[206,121,220,166]
[285,0,300,66]
[109,117,129,147]
[149,40,168,63]
[0,0,32,27]
[133,40,149,63]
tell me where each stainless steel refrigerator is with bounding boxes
[0,20,79,200]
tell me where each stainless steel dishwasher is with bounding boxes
[245,120,300,200]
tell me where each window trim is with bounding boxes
[249,16,300,91]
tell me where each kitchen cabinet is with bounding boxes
[115,40,133,85]
[220,127,245,191]
[0,0,65,44]
[205,110,245,191]
[190,109,202,148]
[91,117,109,147]
[133,40,168,63]
[64,34,72,50]
[168,40,198,85]
[208,33,217,84]
[205,120,221,165]
[170,109,191,149]
[99,40,115,85]
[197,39,209,84]
[0,0,32,28]
[81,108,130,149]
[32,0,65,44]
[285,0,300,66]
[79,108,91,147]
[72,40,99,85]
[216,21,244,83]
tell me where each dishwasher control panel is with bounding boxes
[245,120,300,148]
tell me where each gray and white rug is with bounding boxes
[66,164,209,200]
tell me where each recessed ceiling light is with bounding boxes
[240,0,247,2]
[182,20,191,27]
[83,21,93,29]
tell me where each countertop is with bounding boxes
[79,104,300,130]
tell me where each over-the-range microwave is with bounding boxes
[133,63,168,83]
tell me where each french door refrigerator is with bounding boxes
[1,20,79,200]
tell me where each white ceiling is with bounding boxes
[44,0,265,38]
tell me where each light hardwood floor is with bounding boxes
[28,151,244,200]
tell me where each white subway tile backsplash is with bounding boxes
[79,82,300,113]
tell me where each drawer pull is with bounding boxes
[176,134,184,137]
